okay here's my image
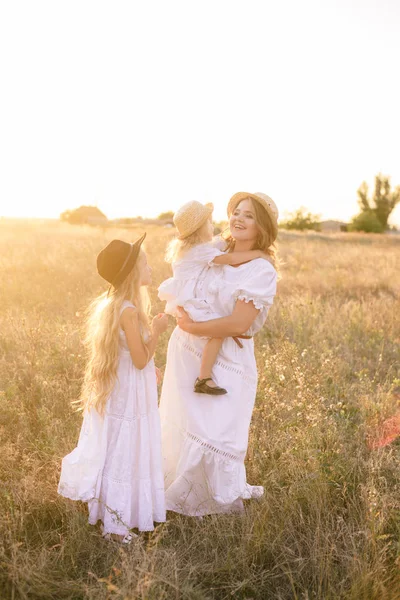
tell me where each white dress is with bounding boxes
[159,258,277,516]
[158,242,224,321]
[58,301,166,533]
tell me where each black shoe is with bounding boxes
[194,377,227,395]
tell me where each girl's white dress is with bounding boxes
[58,301,166,534]
[159,258,277,516]
[158,242,225,321]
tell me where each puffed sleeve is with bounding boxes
[233,260,277,312]
[190,242,225,268]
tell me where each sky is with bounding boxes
[0,0,400,224]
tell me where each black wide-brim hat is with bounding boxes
[97,233,146,289]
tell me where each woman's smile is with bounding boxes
[229,198,258,242]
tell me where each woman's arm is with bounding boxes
[212,250,264,266]
[121,308,168,370]
[177,300,259,337]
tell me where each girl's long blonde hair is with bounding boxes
[222,198,280,272]
[80,256,151,415]
[165,221,210,264]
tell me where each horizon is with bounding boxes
[1,205,399,227]
[1,189,400,225]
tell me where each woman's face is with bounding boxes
[138,251,152,286]
[229,198,259,243]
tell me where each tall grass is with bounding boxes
[1,220,399,599]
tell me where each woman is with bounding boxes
[159,192,279,516]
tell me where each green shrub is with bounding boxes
[280,207,321,231]
[157,211,174,221]
[348,210,385,233]
[357,174,400,229]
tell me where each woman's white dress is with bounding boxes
[158,242,225,321]
[58,301,166,533]
[159,258,277,516]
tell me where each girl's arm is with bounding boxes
[121,308,168,370]
[177,300,259,338]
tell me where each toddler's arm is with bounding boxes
[212,249,265,266]
[177,300,259,337]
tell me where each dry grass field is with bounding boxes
[1,219,400,600]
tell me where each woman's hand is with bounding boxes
[176,307,194,332]
[155,366,163,385]
[152,313,169,335]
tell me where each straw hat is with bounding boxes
[228,192,279,241]
[173,201,213,239]
[97,233,146,288]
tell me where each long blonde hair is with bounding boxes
[222,198,279,272]
[165,220,210,264]
[80,256,151,415]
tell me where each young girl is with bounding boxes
[158,200,268,395]
[58,234,169,543]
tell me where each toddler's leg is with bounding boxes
[199,338,224,388]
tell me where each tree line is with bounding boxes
[60,175,399,233]
[281,174,399,233]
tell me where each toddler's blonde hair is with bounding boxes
[80,254,151,415]
[165,219,211,264]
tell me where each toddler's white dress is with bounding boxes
[58,301,166,534]
[158,242,225,321]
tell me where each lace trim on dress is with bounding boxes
[185,431,240,462]
[58,482,95,502]
[233,292,266,311]
[176,331,256,385]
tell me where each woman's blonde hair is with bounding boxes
[80,254,151,415]
[222,197,280,272]
[165,219,210,264]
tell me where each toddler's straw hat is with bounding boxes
[173,201,213,239]
[97,233,146,288]
[228,192,279,242]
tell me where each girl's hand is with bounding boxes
[152,313,169,335]
[155,366,163,385]
[176,307,194,332]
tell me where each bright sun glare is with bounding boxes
[0,0,399,224]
